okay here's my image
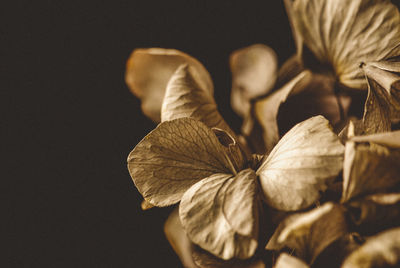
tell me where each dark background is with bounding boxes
[3,1,295,267]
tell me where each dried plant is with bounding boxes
[125,0,400,267]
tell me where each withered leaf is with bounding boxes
[230,44,278,118]
[125,48,213,122]
[257,116,344,211]
[127,117,245,207]
[164,207,197,268]
[267,203,348,264]
[274,253,309,268]
[286,0,400,89]
[341,135,400,203]
[342,227,400,268]
[162,64,235,137]
[362,59,400,133]
[179,169,260,260]
[347,193,400,235]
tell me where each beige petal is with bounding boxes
[362,60,400,133]
[268,203,347,264]
[230,44,278,118]
[351,130,400,148]
[164,208,197,268]
[179,169,260,260]
[342,227,400,268]
[125,48,213,122]
[287,0,400,89]
[274,253,309,268]
[342,138,400,202]
[257,116,344,211]
[127,118,245,207]
[162,64,235,138]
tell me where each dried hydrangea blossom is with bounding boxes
[124,0,400,267]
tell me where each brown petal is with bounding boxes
[255,71,349,153]
[347,193,400,235]
[125,48,213,122]
[287,0,400,89]
[254,70,312,153]
[127,118,245,207]
[361,59,400,134]
[342,227,400,268]
[266,203,348,264]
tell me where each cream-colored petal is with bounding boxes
[341,138,400,203]
[274,253,309,268]
[257,116,344,211]
[350,130,400,148]
[288,0,400,89]
[230,44,278,117]
[179,169,259,260]
[125,48,213,121]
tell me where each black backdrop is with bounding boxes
[5,0,306,267]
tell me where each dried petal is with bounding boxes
[342,137,400,202]
[230,44,278,118]
[274,253,309,268]
[287,0,400,89]
[164,208,197,268]
[255,71,349,153]
[179,169,260,260]
[162,64,235,137]
[362,59,400,133]
[351,130,400,148]
[257,116,344,211]
[192,247,265,268]
[347,193,400,234]
[255,71,312,152]
[125,48,213,121]
[342,227,400,268]
[127,118,245,206]
[267,203,347,264]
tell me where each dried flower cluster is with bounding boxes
[125,0,400,267]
